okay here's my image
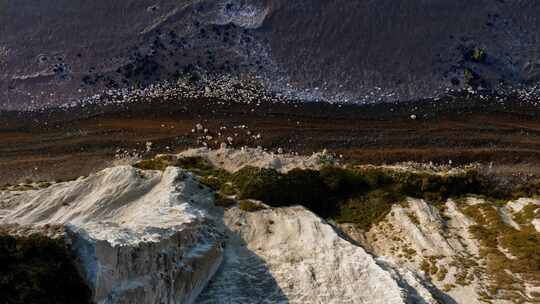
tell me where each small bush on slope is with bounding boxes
[214,192,236,208]
[175,156,215,174]
[174,157,234,194]
[333,190,399,229]
[512,179,540,198]
[238,200,267,212]
[231,167,334,215]
[133,155,173,171]
[0,234,92,304]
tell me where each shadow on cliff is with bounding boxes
[195,207,289,303]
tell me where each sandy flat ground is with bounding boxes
[1,95,540,184]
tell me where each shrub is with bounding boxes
[177,157,232,192]
[133,156,172,171]
[512,179,540,198]
[471,48,487,63]
[200,176,222,191]
[316,153,336,166]
[37,182,52,189]
[464,68,475,86]
[0,234,92,304]
[333,190,398,229]
[319,166,367,194]
[238,200,266,212]
[231,167,334,215]
[361,168,497,203]
[223,165,507,226]
[231,167,281,201]
[214,193,236,208]
[278,169,332,213]
[175,156,214,173]
[219,182,237,196]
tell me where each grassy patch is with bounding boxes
[214,193,236,208]
[463,68,484,88]
[0,233,92,304]
[238,200,266,212]
[199,176,222,191]
[175,156,215,174]
[9,184,36,191]
[512,179,540,198]
[460,203,540,301]
[134,156,532,239]
[407,212,420,225]
[513,204,540,225]
[333,190,398,229]
[231,167,334,215]
[133,155,173,171]
[420,259,431,274]
[442,283,455,292]
[175,157,234,195]
[468,47,487,63]
[37,182,52,189]
[227,165,502,229]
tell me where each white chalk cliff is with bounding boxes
[1,148,538,303]
[1,166,223,304]
[0,162,440,303]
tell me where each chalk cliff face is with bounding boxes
[199,205,440,304]
[3,0,540,110]
[0,161,439,303]
[1,149,539,303]
[0,166,224,304]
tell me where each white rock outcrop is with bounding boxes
[355,197,540,304]
[198,206,438,304]
[0,166,223,304]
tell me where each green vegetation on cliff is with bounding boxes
[135,156,535,229]
[0,233,92,304]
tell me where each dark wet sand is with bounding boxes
[1,95,540,184]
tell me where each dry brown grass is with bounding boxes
[460,202,540,302]
[1,97,540,185]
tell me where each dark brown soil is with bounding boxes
[1,95,539,184]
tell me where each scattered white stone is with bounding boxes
[178,147,335,173]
